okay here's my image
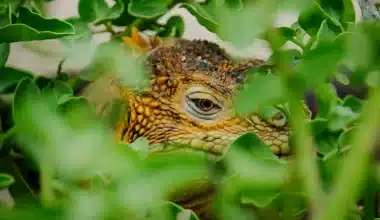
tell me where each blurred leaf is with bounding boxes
[314,83,338,118]
[78,0,124,24]
[338,126,357,149]
[0,3,12,27]
[0,173,14,189]
[128,0,168,19]
[335,31,373,71]
[158,16,185,38]
[328,105,359,131]
[216,1,277,49]
[227,133,280,162]
[111,0,134,26]
[180,3,218,33]
[316,19,338,43]
[310,118,328,135]
[0,7,75,43]
[317,0,356,26]
[80,41,148,90]
[294,41,343,89]
[57,71,70,82]
[61,17,92,45]
[101,98,125,127]
[342,95,363,113]
[12,77,40,119]
[257,106,283,121]
[298,2,342,37]
[241,189,281,208]
[267,48,302,70]
[0,0,23,13]
[165,202,200,220]
[53,80,73,97]
[335,72,350,85]
[129,137,149,159]
[235,74,285,116]
[314,130,340,156]
[0,43,9,67]
[260,27,296,50]
[218,133,286,212]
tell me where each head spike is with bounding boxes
[122,27,163,54]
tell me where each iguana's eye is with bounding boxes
[192,99,218,112]
[184,87,223,120]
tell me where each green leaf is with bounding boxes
[294,41,343,89]
[0,43,9,67]
[317,0,355,26]
[338,126,357,149]
[0,0,23,13]
[158,16,185,38]
[0,173,14,189]
[241,189,281,208]
[298,2,342,37]
[257,106,283,121]
[235,74,285,116]
[165,202,200,220]
[314,83,338,118]
[222,133,286,209]
[335,32,372,71]
[80,41,148,90]
[226,133,285,171]
[101,98,125,127]
[78,0,124,24]
[328,105,359,131]
[180,3,218,33]
[260,27,296,50]
[316,19,338,42]
[60,17,92,45]
[53,80,73,98]
[111,0,134,26]
[342,95,363,113]
[0,7,75,43]
[128,0,168,19]
[314,130,340,156]
[0,4,11,28]
[225,0,243,10]
[128,137,149,159]
[310,118,328,135]
[12,78,41,127]
[216,1,277,49]
[0,67,33,93]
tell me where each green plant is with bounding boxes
[0,0,380,219]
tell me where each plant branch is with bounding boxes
[286,90,325,213]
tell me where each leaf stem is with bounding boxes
[314,86,380,220]
[286,90,325,213]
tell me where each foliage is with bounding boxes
[0,0,379,220]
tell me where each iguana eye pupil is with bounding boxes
[199,99,213,111]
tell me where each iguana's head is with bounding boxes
[114,29,290,159]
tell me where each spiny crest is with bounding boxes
[122,27,163,54]
[121,28,264,87]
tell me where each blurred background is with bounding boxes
[6,0,329,76]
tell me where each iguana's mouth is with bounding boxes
[148,141,225,160]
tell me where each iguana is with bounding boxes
[82,28,291,219]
